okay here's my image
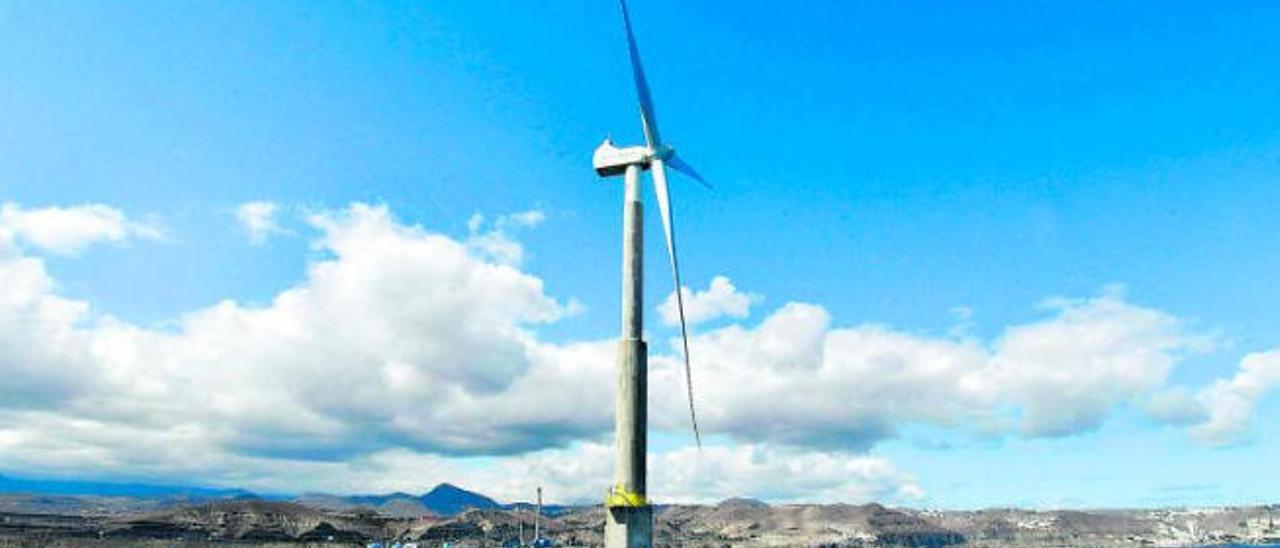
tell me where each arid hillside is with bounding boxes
[2,494,1279,547]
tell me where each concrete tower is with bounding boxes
[604,164,653,548]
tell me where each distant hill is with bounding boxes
[293,484,499,517]
[0,472,257,500]
[716,497,769,509]
[420,483,499,516]
[0,473,500,518]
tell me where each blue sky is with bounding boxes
[2,1,1280,508]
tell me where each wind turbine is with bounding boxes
[591,0,708,546]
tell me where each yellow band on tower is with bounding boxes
[605,485,647,507]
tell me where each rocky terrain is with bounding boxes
[2,493,1279,547]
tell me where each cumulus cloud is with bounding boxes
[1,203,589,460]
[648,292,1216,450]
[660,275,761,327]
[650,306,986,451]
[983,292,1210,436]
[465,209,546,265]
[1190,350,1280,446]
[0,257,95,407]
[235,201,285,244]
[0,203,161,255]
[1139,387,1207,426]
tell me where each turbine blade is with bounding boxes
[667,153,712,189]
[650,159,703,449]
[619,0,661,148]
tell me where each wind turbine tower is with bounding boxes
[593,1,709,547]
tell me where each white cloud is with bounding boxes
[0,203,161,255]
[649,306,988,451]
[660,275,760,327]
[0,257,95,406]
[1,203,587,461]
[467,232,524,266]
[648,292,1213,449]
[1140,387,1207,426]
[983,292,1209,436]
[235,201,284,244]
[465,209,546,265]
[1191,350,1280,446]
[495,210,546,230]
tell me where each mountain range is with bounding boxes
[0,473,500,517]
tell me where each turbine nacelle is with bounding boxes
[592,138,675,178]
